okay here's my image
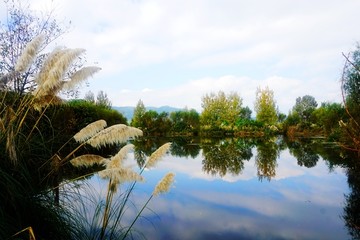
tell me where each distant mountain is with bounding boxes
[112,105,182,121]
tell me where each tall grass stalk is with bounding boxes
[0,35,102,238]
[69,139,173,239]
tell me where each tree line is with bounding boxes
[127,48,360,153]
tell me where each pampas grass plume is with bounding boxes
[146,142,171,168]
[106,144,134,169]
[87,124,143,149]
[74,119,107,143]
[15,34,45,73]
[34,48,86,97]
[70,154,108,168]
[63,66,102,90]
[35,47,66,86]
[153,172,175,196]
[99,167,144,185]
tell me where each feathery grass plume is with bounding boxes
[87,124,143,149]
[73,119,107,143]
[35,47,66,86]
[70,154,108,168]
[15,34,45,73]
[146,142,172,168]
[99,167,144,191]
[153,172,175,196]
[34,48,86,97]
[62,66,102,90]
[106,144,134,169]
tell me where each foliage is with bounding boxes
[84,90,95,103]
[131,99,146,128]
[292,95,318,125]
[0,35,102,238]
[200,91,242,131]
[240,106,252,119]
[96,90,112,109]
[169,108,200,134]
[340,45,360,153]
[312,102,346,137]
[254,86,278,125]
[343,44,360,107]
[255,139,279,181]
[201,138,254,177]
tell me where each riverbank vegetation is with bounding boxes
[127,46,360,155]
[0,23,173,240]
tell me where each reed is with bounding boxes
[0,35,105,238]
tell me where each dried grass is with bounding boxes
[153,172,175,196]
[15,34,44,73]
[98,167,144,185]
[146,142,172,168]
[70,154,108,168]
[34,48,86,97]
[106,144,134,169]
[62,66,102,90]
[73,120,107,143]
[87,124,143,149]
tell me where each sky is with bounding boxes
[1,0,360,113]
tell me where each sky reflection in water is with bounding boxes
[89,141,350,240]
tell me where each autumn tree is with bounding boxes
[0,0,73,94]
[254,86,278,125]
[200,91,242,130]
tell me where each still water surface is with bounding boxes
[78,137,353,239]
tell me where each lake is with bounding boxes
[68,137,356,240]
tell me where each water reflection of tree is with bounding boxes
[343,154,360,239]
[169,137,200,158]
[132,138,169,168]
[132,137,201,168]
[255,138,279,181]
[286,139,319,168]
[201,138,254,177]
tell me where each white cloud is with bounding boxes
[1,0,359,112]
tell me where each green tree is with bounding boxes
[343,44,360,107]
[254,86,278,125]
[84,90,95,103]
[200,91,242,130]
[170,108,200,134]
[131,99,146,128]
[240,106,252,119]
[312,102,345,136]
[292,95,318,124]
[0,0,71,94]
[96,90,111,109]
[340,45,360,151]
